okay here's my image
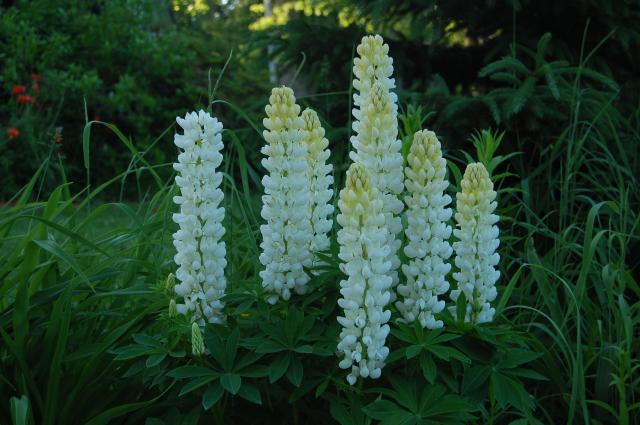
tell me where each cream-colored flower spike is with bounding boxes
[350,35,404,295]
[397,130,453,329]
[352,34,396,104]
[450,163,500,324]
[172,110,226,326]
[301,108,334,262]
[259,86,313,303]
[336,163,392,385]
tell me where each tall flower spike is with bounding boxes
[396,130,453,329]
[301,108,334,262]
[337,163,392,385]
[259,86,313,303]
[350,35,404,295]
[450,163,500,324]
[172,110,227,325]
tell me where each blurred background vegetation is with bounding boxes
[2,0,638,200]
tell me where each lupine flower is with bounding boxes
[259,86,313,303]
[350,35,404,294]
[11,85,27,95]
[396,130,453,329]
[336,163,392,385]
[6,128,20,139]
[301,108,334,261]
[172,110,227,325]
[191,322,205,356]
[450,163,500,324]
[166,272,176,291]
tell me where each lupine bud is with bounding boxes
[336,163,392,385]
[191,322,205,356]
[450,163,500,324]
[350,35,404,296]
[259,86,313,303]
[172,110,227,325]
[168,299,177,317]
[165,273,176,292]
[396,130,453,329]
[301,108,334,262]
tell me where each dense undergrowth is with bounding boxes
[1,3,639,423]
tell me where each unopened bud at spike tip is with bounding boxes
[191,322,205,356]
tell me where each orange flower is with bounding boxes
[17,94,34,104]
[7,128,20,139]
[54,134,63,144]
[30,73,43,82]
[11,85,27,95]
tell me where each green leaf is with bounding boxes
[479,57,529,77]
[145,353,166,368]
[446,160,462,190]
[220,373,241,395]
[225,328,241,369]
[331,402,358,425]
[462,366,491,394]
[241,365,270,378]
[168,366,218,379]
[237,383,262,405]
[33,239,92,290]
[286,357,303,387]
[269,353,290,383]
[132,334,165,349]
[496,266,522,317]
[419,353,436,384]
[315,379,329,398]
[542,65,560,99]
[429,346,470,364]
[405,345,422,359]
[504,77,535,117]
[455,291,467,323]
[423,394,476,418]
[492,372,533,412]
[507,368,548,381]
[293,344,313,354]
[202,383,224,410]
[113,345,155,360]
[500,349,542,369]
[179,376,217,397]
[10,395,29,425]
[535,32,552,66]
[284,308,302,344]
[256,339,286,354]
[362,400,402,419]
[363,400,415,425]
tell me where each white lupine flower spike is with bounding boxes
[397,130,453,329]
[259,86,313,303]
[350,35,404,297]
[172,110,227,325]
[337,163,392,385]
[450,162,500,324]
[301,108,334,263]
